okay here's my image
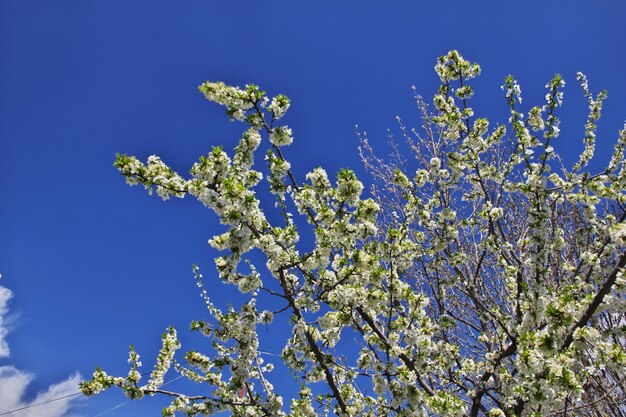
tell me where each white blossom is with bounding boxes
[87,51,626,417]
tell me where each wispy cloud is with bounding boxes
[0,284,82,417]
[0,286,11,358]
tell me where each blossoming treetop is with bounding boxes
[81,51,626,417]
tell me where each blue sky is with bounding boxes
[1,1,625,416]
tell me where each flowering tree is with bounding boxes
[81,51,626,417]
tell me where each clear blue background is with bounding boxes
[1,1,625,416]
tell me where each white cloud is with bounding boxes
[0,366,32,410]
[0,285,12,358]
[0,284,82,417]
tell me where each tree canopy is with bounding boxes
[81,51,626,417]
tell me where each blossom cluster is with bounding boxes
[84,51,626,417]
